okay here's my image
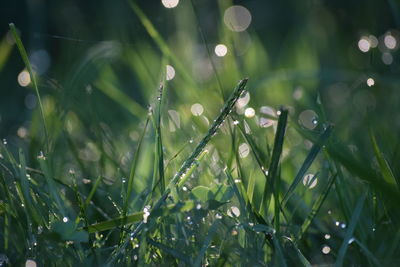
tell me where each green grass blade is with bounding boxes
[0,32,13,71]
[85,200,195,233]
[38,156,66,217]
[260,108,288,217]
[123,116,150,215]
[298,174,337,239]
[193,221,219,267]
[18,149,42,225]
[335,192,367,267]
[281,125,333,207]
[148,238,192,265]
[369,128,399,188]
[9,23,49,152]
[84,175,103,209]
[94,78,146,118]
[353,239,381,266]
[127,1,196,87]
[150,84,165,195]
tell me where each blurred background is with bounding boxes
[1,0,400,265]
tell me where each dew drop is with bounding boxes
[322,245,331,254]
[367,78,375,87]
[18,70,31,87]
[324,234,331,240]
[228,206,240,217]
[302,174,317,189]
[63,217,69,223]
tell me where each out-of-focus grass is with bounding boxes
[1,0,400,266]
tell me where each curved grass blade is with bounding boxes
[335,192,367,267]
[9,23,49,153]
[281,125,333,207]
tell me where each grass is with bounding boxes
[1,1,400,266]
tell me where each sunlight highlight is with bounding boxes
[215,44,228,57]
[191,103,204,116]
[384,34,397,49]
[358,37,370,52]
[244,107,255,118]
[161,0,179,8]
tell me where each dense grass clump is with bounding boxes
[1,1,400,266]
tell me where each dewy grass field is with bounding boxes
[1,0,400,266]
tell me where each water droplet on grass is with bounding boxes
[324,234,331,239]
[63,217,69,223]
[299,110,318,130]
[302,174,317,189]
[322,245,331,254]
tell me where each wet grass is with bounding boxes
[1,1,400,266]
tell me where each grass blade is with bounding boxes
[9,23,49,152]
[298,173,337,239]
[85,200,195,233]
[123,116,150,215]
[335,192,367,267]
[281,125,333,207]
[193,221,219,267]
[369,128,399,188]
[260,108,288,217]
[38,156,66,217]
[84,175,103,209]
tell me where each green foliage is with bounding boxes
[1,0,400,266]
